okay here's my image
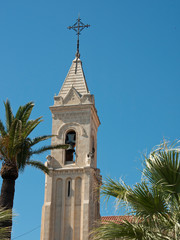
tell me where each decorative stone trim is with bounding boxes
[52,168,84,175]
[57,122,87,138]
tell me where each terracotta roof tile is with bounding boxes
[101,216,134,224]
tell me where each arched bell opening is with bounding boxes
[65,130,76,163]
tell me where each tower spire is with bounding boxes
[67,16,90,59]
[41,20,101,239]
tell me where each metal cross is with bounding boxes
[68,17,90,59]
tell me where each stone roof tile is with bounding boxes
[59,58,89,98]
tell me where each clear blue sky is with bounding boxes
[0,0,180,239]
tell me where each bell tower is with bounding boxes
[40,18,101,240]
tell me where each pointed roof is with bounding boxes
[58,58,89,98]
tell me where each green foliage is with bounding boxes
[0,100,68,174]
[0,100,68,239]
[0,208,13,240]
[92,141,180,240]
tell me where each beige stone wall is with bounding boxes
[49,103,99,169]
[41,58,101,239]
[41,166,101,240]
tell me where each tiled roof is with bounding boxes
[59,58,89,98]
[101,216,134,224]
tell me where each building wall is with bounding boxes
[41,57,101,240]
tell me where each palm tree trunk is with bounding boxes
[0,178,16,240]
[0,178,16,209]
[0,163,18,240]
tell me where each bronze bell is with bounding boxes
[65,131,76,162]
[66,144,75,162]
[67,144,75,153]
[66,132,76,144]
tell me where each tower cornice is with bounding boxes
[49,103,100,128]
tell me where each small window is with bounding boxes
[65,130,76,163]
[67,180,71,197]
[92,137,95,156]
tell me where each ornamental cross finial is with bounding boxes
[68,17,90,59]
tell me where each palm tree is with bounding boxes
[0,100,67,239]
[92,141,180,240]
[0,208,13,240]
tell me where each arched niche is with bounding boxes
[57,122,87,139]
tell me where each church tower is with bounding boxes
[40,18,101,240]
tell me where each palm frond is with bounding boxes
[0,137,9,162]
[0,208,13,240]
[144,143,180,198]
[0,120,6,137]
[8,119,22,159]
[15,102,34,125]
[128,182,169,217]
[31,144,68,155]
[4,100,14,132]
[16,139,32,171]
[92,216,175,240]
[0,208,12,222]
[26,160,49,174]
[22,117,42,138]
[91,219,147,240]
[101,177,129,202]
[30,135,54,146]
[92,141,180,240]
